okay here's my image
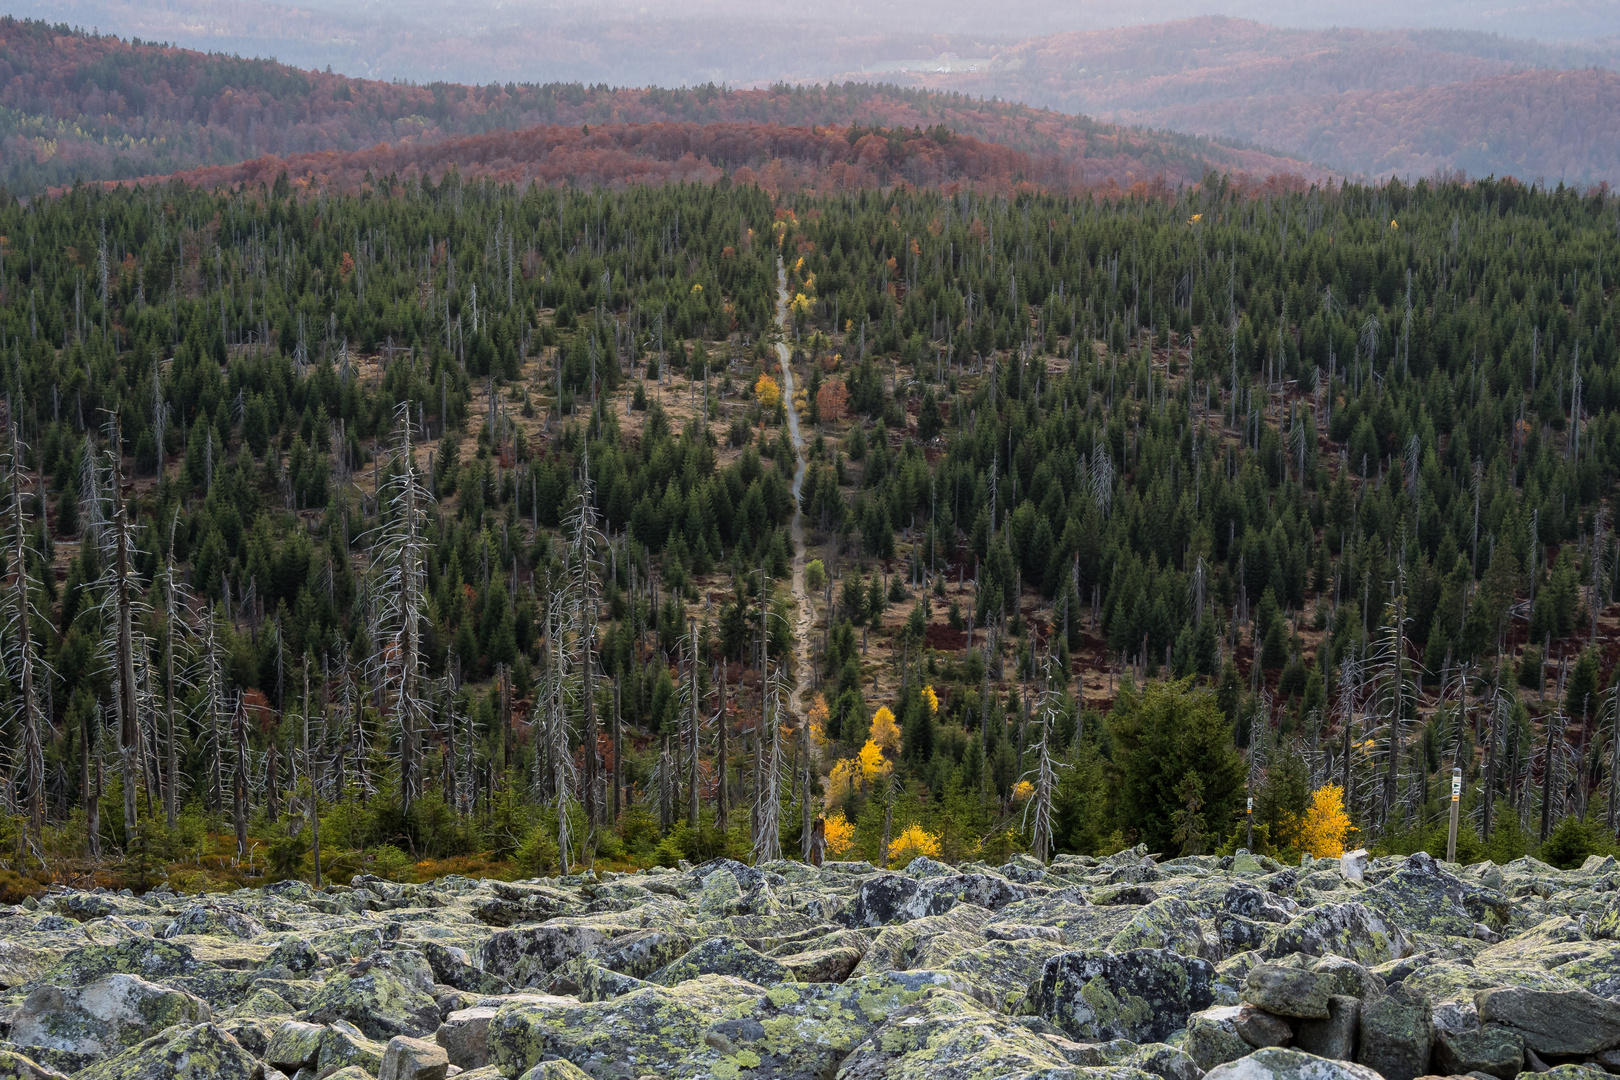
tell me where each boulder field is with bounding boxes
[6,847,1620,1079]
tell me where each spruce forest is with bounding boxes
[2,166,1620,898]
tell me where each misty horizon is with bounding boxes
[7,0,1617,90]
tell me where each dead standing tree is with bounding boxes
[3,421,48,852]
[375,404,434,812]
[566,458,605,838]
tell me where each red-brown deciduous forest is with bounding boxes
[0,17,1323,194]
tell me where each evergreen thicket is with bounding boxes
[0,167,1616,890]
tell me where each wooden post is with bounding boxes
[1446,768,1462,863]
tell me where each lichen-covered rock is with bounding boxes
[546,957,651,1001]
[840,874,924,928]
[848,910,991,980]
[73,1022,262,1080]
[1293,995,1358,1059]
[780,945,864,983]
[832,989,1114,1080]
[1223,884,1297,924]
[933,937,1069,1011]
[1432,1024,1523,1079]
[1360,853,1510,938]
[1110,898,1220,960]
[1218,914,1280,956]
[1355,981,1432,1080]
[1116,1042,1204,1080]
[838,872,1028,928]
[435,1005,497,1068]
[1307,956,1384,1003]
[1232,1004,1293,1048]
[264,1020,326,1073]
[1205,1046,1383,1080]
[656,937,787,987]
[470,882,576,927]
[1548,943,1620,997]
[157,905,266,942]
[0,1047,68,1080]
[481,919,641,988]
[488,973,933,1079]
[11,974,211,1056]
[315,1020,387,1074]
[1179,1006,1253,1071]
[0,940,49,990]
[419,941,504,994]
[32,835,1620,1078]
[229,987,293,1019]
[1474,985,1620,1056]
[1268,903,1408,966]
[378,1034,449,1080]
[516,1061,594,1080]
[1243,964,1333,1018]
[1531,1066,1610,1080]
[1027,949,1217,1044]
[39,938,200,987]
[302,953,441,1040]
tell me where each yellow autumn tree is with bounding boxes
[807,694,830,750]
[870,706,901,752]
[1011,779,1034,803]
[1298,783,1356,858]
[888,823,941,866]
[920,684,939,714]
[858,738,892,785]
[823,811,856,856]
[826,757,860,805]
[755,373,781,410]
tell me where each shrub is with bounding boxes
[515,821,561,877]
[369,845,415,881]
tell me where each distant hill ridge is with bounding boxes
[0,17,1324,195]
[836,16,1620,184]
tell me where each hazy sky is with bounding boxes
[13,0,1618,87]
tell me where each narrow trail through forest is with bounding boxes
[775,257,814,721]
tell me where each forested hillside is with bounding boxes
[0,166,1616,895]
[99,121,1090,199]
[0,18,1317,196]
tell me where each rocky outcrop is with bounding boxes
[8,850,1620,1079]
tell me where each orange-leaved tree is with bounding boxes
[817,378,848,424]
